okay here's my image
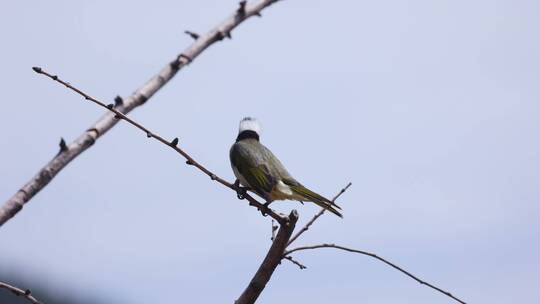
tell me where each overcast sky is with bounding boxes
[1,0,539,303]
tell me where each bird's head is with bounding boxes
[237,117,261,141]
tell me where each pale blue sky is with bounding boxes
[1,0,539,303]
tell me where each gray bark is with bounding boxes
[0,281,41,304]
[0,0,282,226]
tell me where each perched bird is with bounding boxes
[230,117,342,217]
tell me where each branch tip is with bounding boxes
[32,66,42,73]
[284,256,307,269]
[287,182,352,246]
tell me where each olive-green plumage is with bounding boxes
[230,118,342,217]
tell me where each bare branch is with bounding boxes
[32,68,287,224]
[0,0,284,226]
[184,30,200,40]
[0,281,42,304]
[284,244,467,304]
[283,255,306,269]
[287,182,352,246]
[236,210,298,304]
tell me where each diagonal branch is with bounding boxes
[31,68,287,224]
[287,182,352,246]
[284,244,467,304]
[235,210,298,304]
[0,0,284,227]
[0,281,42,304]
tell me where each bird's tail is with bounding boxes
[288,185,343,218]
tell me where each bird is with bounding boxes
[229,117,343,217]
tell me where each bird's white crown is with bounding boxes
[239,117,261,135]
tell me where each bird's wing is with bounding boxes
[258,144,294,180]
[230,142,275,198]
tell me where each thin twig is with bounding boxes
[0,0,285,227]
[287,182,352,246]
[283,255,306,269]
[284,244,466,304]
[32,68,287,225]
[0,281,42,304]
[184,30,200,40]
[235,210,298,304]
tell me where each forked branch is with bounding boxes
[284,244,467,304]
[31,67,287,225]
[283,184,466,304]
[0,0,284,227]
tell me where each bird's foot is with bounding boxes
[234,180,248,200]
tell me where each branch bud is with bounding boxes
[184,30,200,40]
[58,137,68,153]
[237,1,247,17]
[114,95,123,106]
